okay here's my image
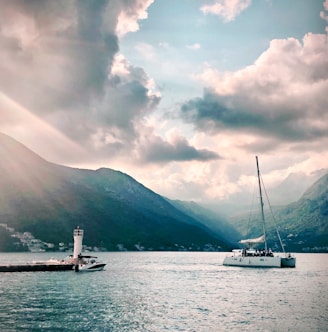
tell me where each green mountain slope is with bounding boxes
[226,172,328,252]
[167,199,241,246]
[274,173,328,252]
[0,133,231,251]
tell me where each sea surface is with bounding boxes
[0,252,327,332]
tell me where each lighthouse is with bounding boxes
[73,226,84,262]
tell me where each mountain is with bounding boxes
[273,173,328,252]
[167,199,241,246]
[207,170,326,217]
[226,172,328,252]
[269,170,327,205]
[0,133,232,252]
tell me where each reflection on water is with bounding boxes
[0,252,327,331]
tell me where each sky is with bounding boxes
[0,0,328,205]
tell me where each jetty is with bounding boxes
[0,226,105,272]
[0,262,74,272]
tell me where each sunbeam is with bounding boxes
[0,91,89,164]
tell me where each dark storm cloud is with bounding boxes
[179,33,328,152]
[181,88,327,144]
[101,65,160,138]
[73,0,119,99]
[181,91,265,130]
[0,0,163,161]
[141,135,220,163]
[0,0,118,110]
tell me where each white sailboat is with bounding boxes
[223,156,296,268]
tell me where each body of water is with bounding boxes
[0,252,327,331]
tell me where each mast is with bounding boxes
[256,156,267,251]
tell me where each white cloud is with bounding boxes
[201,0,252,22]
[320,0,328,32]
[135,42,157,60]
[324,0,328,11]
[187,43,201,50]
[186,33,328,144]
[116,0,154,36]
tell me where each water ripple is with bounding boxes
[0,252,327,331]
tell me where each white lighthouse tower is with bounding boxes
[73,226,84,262]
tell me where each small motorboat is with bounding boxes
[71,227,106,272]
[74,255,106,272]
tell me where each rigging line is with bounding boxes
[260,175,286,254]
[256,156,267,251]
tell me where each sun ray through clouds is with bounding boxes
[0,91,89,164]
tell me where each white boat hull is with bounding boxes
[223,255,282,268]
[75,263,106,272]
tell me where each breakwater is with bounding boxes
[0,263,74,272]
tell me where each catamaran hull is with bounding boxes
[281,257,296,268]
[223,255,282,268]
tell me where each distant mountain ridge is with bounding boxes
[0,133,232,252]
[269,169,327,205]
[226,171,328,252]
[274,173,328,251]
[208,169,326,217]
[167,199,240,245]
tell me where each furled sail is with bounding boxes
[239,235,265,244]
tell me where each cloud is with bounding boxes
[138,131,221,163]
[100,53,160,134]
[187,43,201,50]
[320,0,328,32]
[0,0,165,162]
[201,0,252,22]
[0,0,218,169]
[135,42,156,60]
[0,0,118,112]
[116,0,154,36]
[181,32,328,148]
